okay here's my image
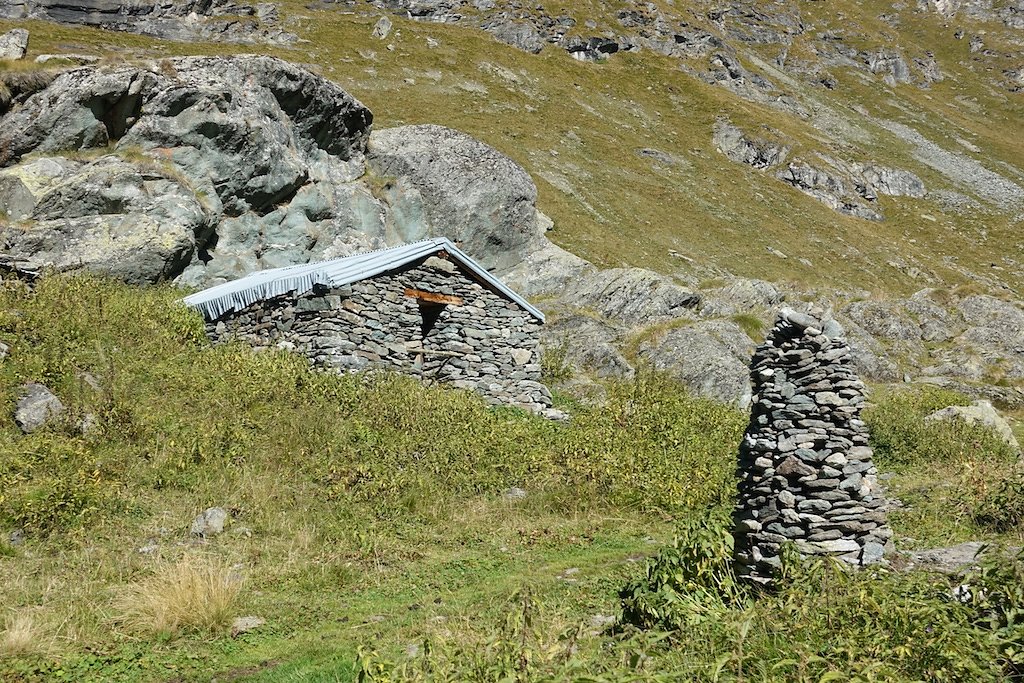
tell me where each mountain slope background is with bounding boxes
[3,0,1023,295]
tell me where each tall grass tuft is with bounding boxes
[0,611,50,658]
[116,555,242,637]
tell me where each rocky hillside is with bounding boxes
[0,0,1022,420]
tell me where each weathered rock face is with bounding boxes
[0,0,296,45]
[367,124,545,273]
[713,120,789,169]
[0,56,383,287]
[713,121,926,222]
[733,308,891,584]
[561,268,701,327]
[0,27,28,60]
[0,156,210,284]
[205,258,553,414]
[637,320,755,408]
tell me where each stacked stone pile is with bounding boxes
[733,307,891,584]
[205,258,555,415]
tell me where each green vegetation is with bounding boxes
[0,274,1021,681]
[865,385,1023,546]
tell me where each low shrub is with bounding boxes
[974,470,1024,532]
[615,514,1024,682]
[619,511,745,631]
[115,555,242,637]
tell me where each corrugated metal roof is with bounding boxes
[182,237,545,323]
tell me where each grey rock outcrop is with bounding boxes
[855,164,926,200]
[367,124,545,273]
[925,400,1021,454]
[713,122,924,222]
[0,27,28,60]
[700,278,783,316]
[484,19,546,53]
[637,320,755,408]
[777,162,882,221]
[0,156,210,284]
[561,268,700,327]
[0,56,380,286]
[733,308,891,584]
[713,121,789,169]
[0,0,296,45]
[866,50,913,85]
[500,237,595,298]
[14,382,64,433]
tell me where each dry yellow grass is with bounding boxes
[116,555,242,637]
[0,611,50,658]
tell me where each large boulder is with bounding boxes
[366,124,545,273]
[0,156,210,283]
[925,400,1021,454]
[0,55,381,286]
[636,320,754,408]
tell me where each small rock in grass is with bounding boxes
[0,28,29,60]
[14,383,65,433]
[231,615,265,637]
[137,541,159,555]
[502,486,527,500]
[190,507,229,537]
[372,16,392,40]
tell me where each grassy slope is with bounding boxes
[2,0,1022,298]
[0,275,1020,681]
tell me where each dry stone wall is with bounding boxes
[204,257,553,413]
[733,308,891,584]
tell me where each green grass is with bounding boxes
[0,275,1021,682]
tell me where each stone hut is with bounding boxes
[733,308,891,584]
[184,238,554,414]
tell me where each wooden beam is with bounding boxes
[403,288,463,306]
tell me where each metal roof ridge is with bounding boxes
[182,237,544,323]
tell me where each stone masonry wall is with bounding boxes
[733,307,891,584]
[204,256,554,414]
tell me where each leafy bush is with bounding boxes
[619,511,745,631]
[965,547,1024,678]
[974,471,1024,532]
[616,509,1024,682]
